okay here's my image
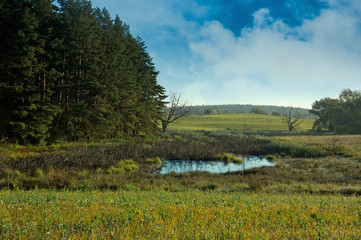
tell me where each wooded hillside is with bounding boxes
[187,104,312,118]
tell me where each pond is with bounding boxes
[157,156,275,174]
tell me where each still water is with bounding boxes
[158,156,274,174]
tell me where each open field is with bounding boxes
[1,115,361,238]
[167,113,314,132]
[1,189,360,239]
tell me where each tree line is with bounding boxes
[0,0,166,144]
[186,104,312,118]
[310,89,361,134]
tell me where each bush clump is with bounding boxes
[1,168,22,179]
[146,157,163,166]
[35,169,44,179]
[217,153,244,164]
[107,160,139,174]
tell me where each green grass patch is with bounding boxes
[0,189,360,239]
[216,153,244,163]
[168,113,314,132]
[107,160,139,174]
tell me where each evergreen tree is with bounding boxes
[0,0,58,144]
[58,0,105,141]
[96,12,133,139]
[132,38,166,137]
[0,0,166,143]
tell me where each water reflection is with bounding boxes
[158,156,274,174]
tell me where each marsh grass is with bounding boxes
[0,133,360,193]
[260,136,349,158]
[275,135,361,157]
[216,153,244,163]
[107,160,139,174]
[0,155,360,195]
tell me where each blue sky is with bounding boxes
[90,0,361,108]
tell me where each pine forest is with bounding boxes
[0,0,167,144]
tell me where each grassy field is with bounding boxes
[1,189,360,239]
[2,114,361,239]
[168,113,314,132]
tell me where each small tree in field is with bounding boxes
[250,107,267,115]
[280,107,304,132]
[161,92,189,132]
[271,111,281,117]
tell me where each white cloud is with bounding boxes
[91,0,361,108]
[179,5,361,108]
[91,0,207,37]
[322,0,361,11]
[252,8,273,27]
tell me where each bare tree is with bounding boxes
[161,92,190,132]
[280,107,304,132]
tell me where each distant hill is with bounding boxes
[186,104,313,119]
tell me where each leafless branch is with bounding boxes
[162,92,190,132]
[280,107,304,132]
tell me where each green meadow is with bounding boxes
[2,113,361,239]
[168,113,314,132]
[1,190,360,239]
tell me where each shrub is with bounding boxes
[146,157,162,166]
[200,183,217,191]
[266,154,280,161]
[78,170,89,178]
[35,169,44,179]
[271,111,281,117]
[217,153,244,163]
[250,107,267,115]
[1,168,22,179]
[107,160,139,174]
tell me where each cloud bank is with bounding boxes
[183,5,361,107]
[91,0,361,108]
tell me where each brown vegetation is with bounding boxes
[0,133,360,195]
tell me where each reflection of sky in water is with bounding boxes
[158,156,274,174]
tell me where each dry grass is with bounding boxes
[0,133,361,194]
[275,134,361,157]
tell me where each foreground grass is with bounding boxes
[168,113,314,132]
[0,189,360,239]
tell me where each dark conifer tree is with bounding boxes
[0,0,59,144]
[96,10,127,139]
[110,16,140,138]
[0,0,166,143]
[58,0,105,141]
[131,37,166,137]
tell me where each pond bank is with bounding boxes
[158,156,274,174]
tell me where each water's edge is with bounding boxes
[158,156,275,174]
